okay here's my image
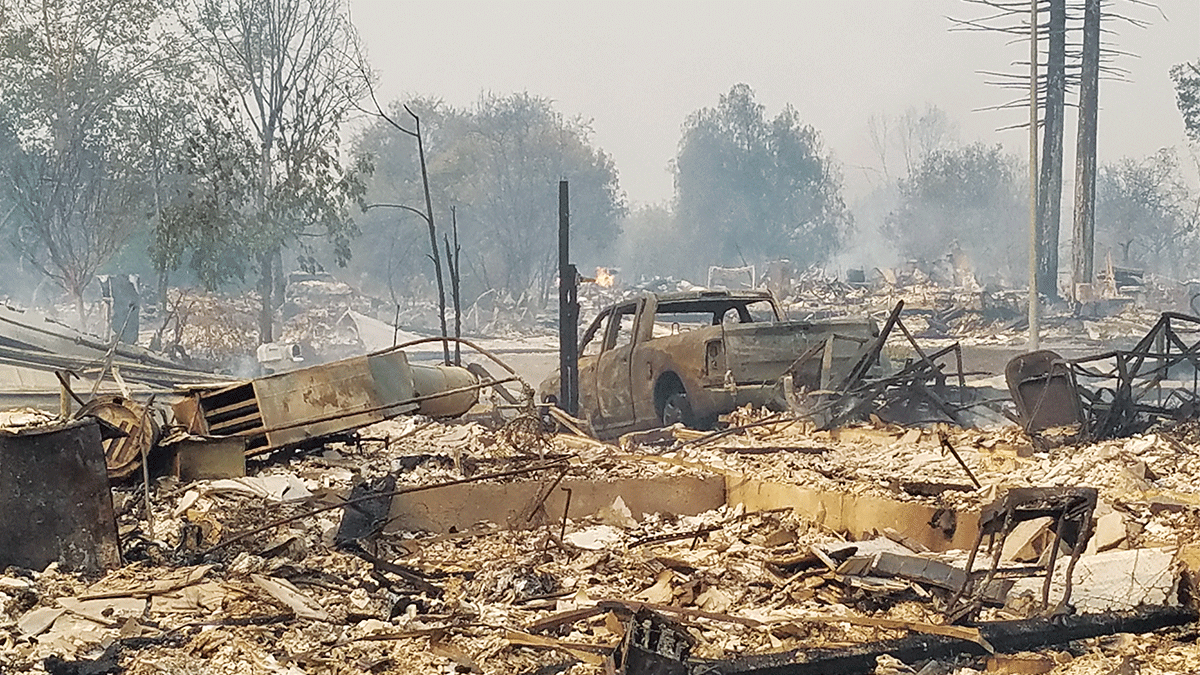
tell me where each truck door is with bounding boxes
[595,300,638,427]
[630,294,660,425]
[575,308,609,422]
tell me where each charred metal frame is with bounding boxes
[814,301,971,429]
[1069,312,1200,439]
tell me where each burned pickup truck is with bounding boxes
[542,290,877,438]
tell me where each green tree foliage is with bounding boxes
[1096,149,1196,277]
[618,204,692,282]
[154,99,258,292]
[354,93,625,300]
[674,84,851,270]
[175,0,371,342]
[1173,60,1200,145]
[0,0,185,322]
[887,143,1026,282]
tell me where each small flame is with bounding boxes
[594,266,615,288]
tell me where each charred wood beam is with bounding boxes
[703,606,1196,675]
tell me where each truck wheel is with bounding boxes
[661,390,695,428]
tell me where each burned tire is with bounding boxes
[660,390,695,428]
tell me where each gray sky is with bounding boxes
[349,0,1199,206]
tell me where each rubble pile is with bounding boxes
[154,289,262,366]
[148,279,400,367]
[666,417,1200,545]
[6,265,1200,674]
[4,408,1200,673]
[0,416,940,674]
[775,265,1190,350]
[279,277,389,360]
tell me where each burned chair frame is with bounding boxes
[946,487,1097,624]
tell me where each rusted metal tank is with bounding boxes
[0,417,122,573]
[410,362,479,418]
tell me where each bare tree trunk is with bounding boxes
[448,207,462,366]
[412,111,451,366]
[273,247,286,308]
[258,251,273,344]
[1036,0,1066,301]
[74,289,86,333]
[257,135,273,344]
[1072,0,1100,296]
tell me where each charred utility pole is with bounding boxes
[1036,0,1066,302]
[955,0,1149,306]
[444,207,463,366]
[1072,0,1101,296]
[1027,0,1040,350]
[558,180,579,415]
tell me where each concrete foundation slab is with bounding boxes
[385,474,725,533]
[726,476,982,552]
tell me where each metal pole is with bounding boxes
[558,181,579,414]
[1028,0,1041,351]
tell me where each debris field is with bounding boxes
[4,267,1200,675]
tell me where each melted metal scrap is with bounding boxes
[1071,312,1200,439]
[800,301,973,429]
[615,607,696,675]
[175,347,479,456]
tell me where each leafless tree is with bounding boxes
[867,104,959,181]
[348,48,452,365]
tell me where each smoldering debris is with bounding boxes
[5,262,1200,674]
